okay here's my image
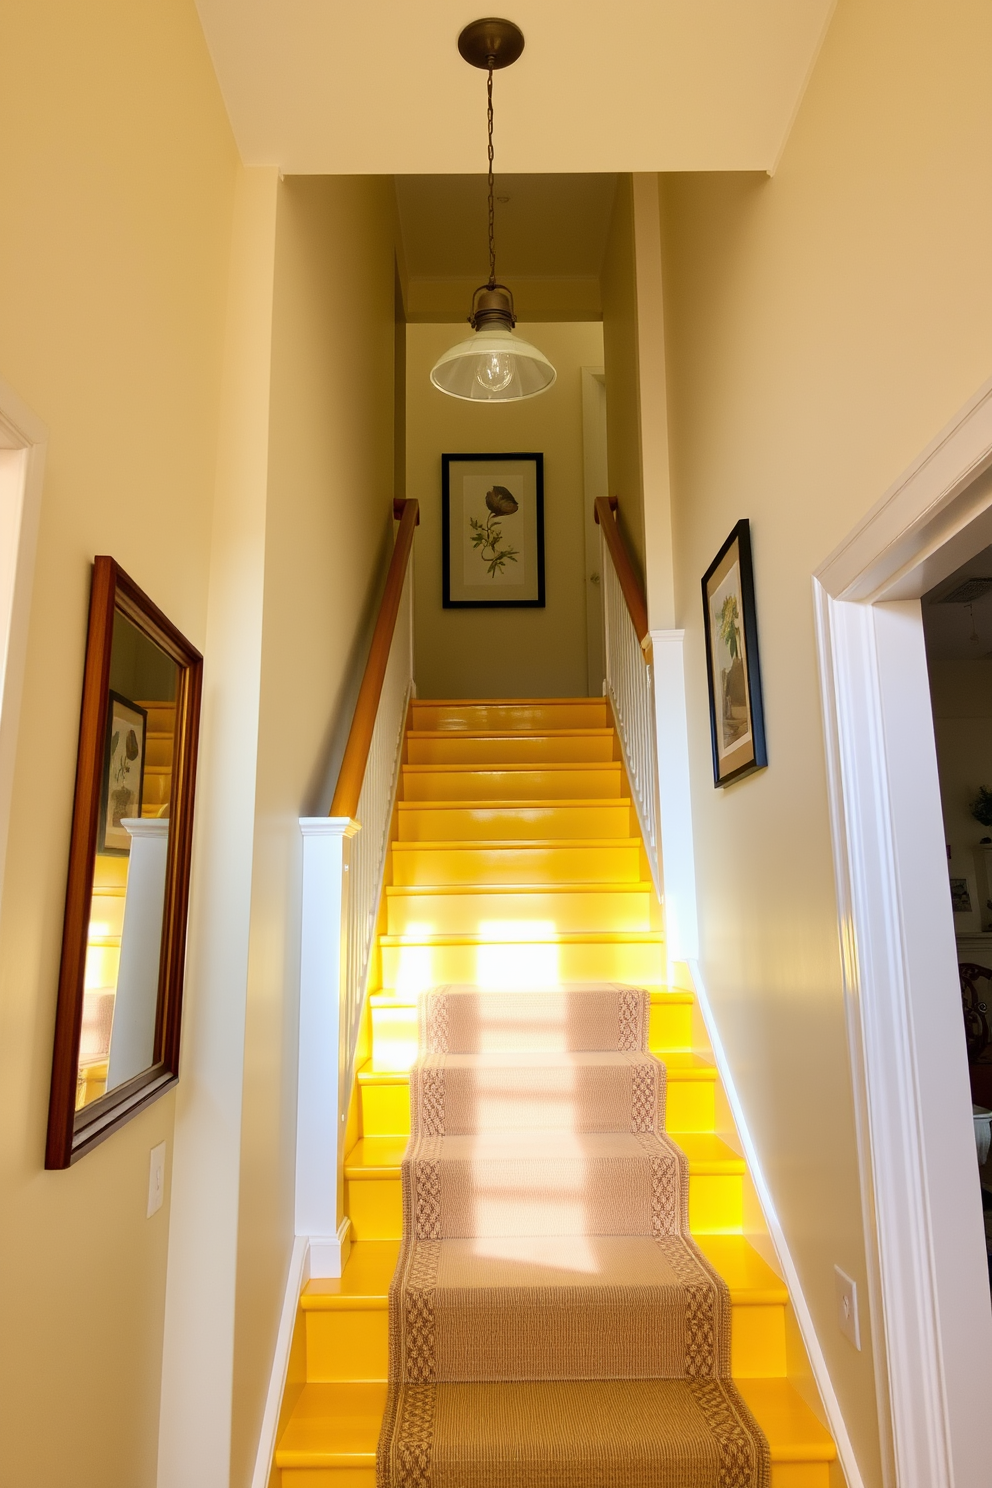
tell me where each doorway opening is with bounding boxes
[921,554,992,1291]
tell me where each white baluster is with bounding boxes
[601,531,662,897]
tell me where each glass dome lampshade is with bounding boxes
[430,284,556,403]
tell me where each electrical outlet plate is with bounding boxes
[834,1265,861,1349]
[147,1141,166,1217]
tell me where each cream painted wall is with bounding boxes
[601,175,647,583]
[407,321,603,699]
[230,175,398,1488]
[0,4,238,1485]
[657,0,992,1481]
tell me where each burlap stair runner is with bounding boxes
[378,984,770,1488]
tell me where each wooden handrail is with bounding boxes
[594,496,651,659]
[330,498,419,818]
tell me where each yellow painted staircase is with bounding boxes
[273,697,838,1487]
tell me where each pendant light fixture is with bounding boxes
[430,18,556,403]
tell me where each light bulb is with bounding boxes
[476,350,515,394]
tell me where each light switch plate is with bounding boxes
[834,1265,861,1349]
[147,1141,166,1217]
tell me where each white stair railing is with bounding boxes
[297,500,417,1277]
[597,498,662,897]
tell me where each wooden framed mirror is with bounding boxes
[46,557,202,1167]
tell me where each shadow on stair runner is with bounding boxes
[378,982,771,1488]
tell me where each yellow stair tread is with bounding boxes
[402,763,620,775]
[737,1379,837,1462]
[414,695,602,704]
[275,1380,833,1468]
[384,880,658,897]
[346,1135,408,1175]
[369,985,686,1006]
[694,1235,789,1305]
[274,1382,386,1467]
[407,727,615,739]
[301,1236,784,1312]
[397,797,632,810]
[302,1242,399,1310]
[356,1053,715,1086]
[390,837,639,850]
[674,1133,746,1173]
[345,1133,743,1178]
[378,930,664,946]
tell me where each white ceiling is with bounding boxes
[924,546,992,661]
[195,1,836,174]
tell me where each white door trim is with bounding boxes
[0,378,46,915]
[818,373,992,603]
[814,376,992,1488]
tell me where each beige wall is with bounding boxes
[231,175,398,1487]
[601,175,646,584]
[407,321,604,699]
[0,3,238,1485]
[656,0,992,1480]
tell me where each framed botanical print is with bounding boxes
[98,692,147,853]
[701,519,767,787]
[442,452,545,607]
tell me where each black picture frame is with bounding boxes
[701,519,767,787]
[442,452,545,608]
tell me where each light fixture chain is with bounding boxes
[487,62,496,288]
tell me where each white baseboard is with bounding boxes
[309,1216,352,1280]
[687,957,865,1488]
[250,1236,310,1488]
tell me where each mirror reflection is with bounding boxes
[76,611,178,1110]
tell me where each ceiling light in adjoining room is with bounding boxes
[429,18,556,404]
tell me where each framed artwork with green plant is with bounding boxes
[701,519,767,787]
[442,453,545,608]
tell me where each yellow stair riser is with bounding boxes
[396,802,635,842]
[307,1309,388,1382]
[406,733,616,766]
[385,885,657,936]
[281,1470,823,1488]
[410,703,610,732]
[280,1472,375,1487]
[771,1469,831,1488]
[302,1301,786,1382]
[379,939,664,990]
[359,1077,715,1138]
[390,844,644,886]
[401,767,624,802]
[732,1304,787,1377]
[369,998,694,1068]
[344,1171,743,1242]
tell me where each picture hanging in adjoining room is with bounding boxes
[442,452,545,608]
[98,692,147,854]
[701,519,767,787]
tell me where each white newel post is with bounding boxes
[650,630,700,970]
[297,815,360,1278]
[108,817,170,1088]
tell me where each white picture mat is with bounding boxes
[446,458,541,604]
